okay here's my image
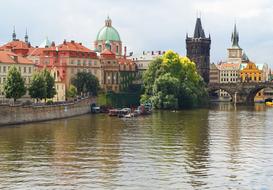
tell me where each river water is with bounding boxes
[0,103,273,189]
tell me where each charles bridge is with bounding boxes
[208,82,273,104]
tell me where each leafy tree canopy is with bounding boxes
[71,72,99,96]
[29,69,56,101]
[141,50,208,109]
[4,66,26,102]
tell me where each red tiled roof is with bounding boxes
[100,49,116,59]
[57,41,94,53]
[100,49,115,55]
[0,40,32,50]
[218,62,240,70]
[117,57,134,65]
[28,47,45,56]
[0,51,33,65]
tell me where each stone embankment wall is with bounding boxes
[0,98,95,126]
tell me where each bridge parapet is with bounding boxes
[207,82,273,104]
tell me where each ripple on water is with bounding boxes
[0,106,273,189]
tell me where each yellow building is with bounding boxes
[240,61,262,82]
[240,61,264,102]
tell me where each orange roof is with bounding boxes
[218,62,240,70]
[0,40,32,50]
[118,57,134,65]
[100,49,116,59]
[100,49,115,55]
[57,40,94,53]
[28,47,45,56]
[0,51,33,65]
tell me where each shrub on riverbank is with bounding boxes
[141,50,208,109]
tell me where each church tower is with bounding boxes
[227,24,243,63]
[186,17,211,83]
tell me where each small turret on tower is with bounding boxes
[105,16,112,27]
[24,28,29,43]
[12,26,16,41]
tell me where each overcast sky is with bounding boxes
[1,0,273,66]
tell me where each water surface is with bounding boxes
[0,103,273,189]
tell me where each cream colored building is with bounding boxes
[50,67,66,102]
[218,63,241,98]
[0,51,35,101]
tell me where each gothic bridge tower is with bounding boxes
[186,17,211,83]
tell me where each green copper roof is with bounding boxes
[96,17,121,42]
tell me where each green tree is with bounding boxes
[66,85,77,98]
[4,66,26,102]
[29,72,47,101]
[71,72,99,96]
[42,69,56,100]
[142,50,208,109]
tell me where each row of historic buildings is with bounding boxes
[0,17,137,102]
[1,16,272,103]
[131,17,273,102]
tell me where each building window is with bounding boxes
[116,46,119,54]
[89,60,92,65]
[29,67,31,74]
[78,60,81,65]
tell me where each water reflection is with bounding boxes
[0,103,273,189]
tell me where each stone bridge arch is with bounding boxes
[208,84,237,101]
[246,83,273,104]
[208,82,273,105]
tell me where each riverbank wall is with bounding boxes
[0,97,95,126]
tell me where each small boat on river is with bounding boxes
[266,101,273,106]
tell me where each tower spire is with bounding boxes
[12,26,16,41]
[231,23,240,48]
[194,17,205,38]
[25,28,29,43]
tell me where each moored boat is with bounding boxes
[266,101,273,106]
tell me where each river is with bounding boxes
[0,103,273,189]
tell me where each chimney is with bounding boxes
[159,51,161,55]
[51,41,55,47]
[152,51,154,55]
[143,51,145,55]
[124,46,127,58]
[79,42,82,45]
[63,39,67,44]
[71,40,75,43]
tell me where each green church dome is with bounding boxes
[96,17,121,42]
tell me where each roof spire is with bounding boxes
[231,23,240,48]
[12,26,16,41]
[193,17,205,38]
[105,15,112,27]
[25,28,29,43]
